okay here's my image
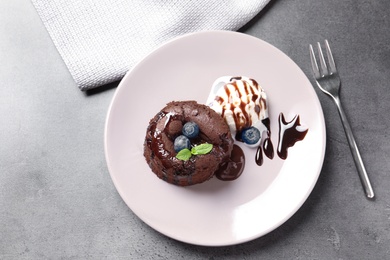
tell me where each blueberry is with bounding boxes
[182,121,200,138]
[174,135,191,152]
[241,127,261,145]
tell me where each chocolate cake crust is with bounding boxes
[144,101,234,186]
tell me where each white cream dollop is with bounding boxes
[206,76,269,147]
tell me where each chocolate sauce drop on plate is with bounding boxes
[255,146,263,166]
[255,118,274,166]
[263,138,274,159]
[262,118,274,158]
[277,113,308,160]
[216,144,245,181]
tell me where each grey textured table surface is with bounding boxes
[1,0,390,259]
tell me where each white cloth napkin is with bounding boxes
[31,0,270,91]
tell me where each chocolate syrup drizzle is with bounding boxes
[217,77,266,135]
[220,112,308,180]
[255,118,274,166]
[277,113,309,160]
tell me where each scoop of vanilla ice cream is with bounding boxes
[207,76,269,147]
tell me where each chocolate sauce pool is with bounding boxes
[215,144,245,181]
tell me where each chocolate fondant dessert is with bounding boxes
[144,101,234,186]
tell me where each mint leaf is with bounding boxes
[191,143,213,155]
[176,148,192,161]
[176,143,213,161]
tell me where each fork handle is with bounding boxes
[333,96,375,199]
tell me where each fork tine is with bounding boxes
[309,44,321,79]
[317,42,328,77]
[324,39,337,74]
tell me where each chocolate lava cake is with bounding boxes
[143,101,234,186]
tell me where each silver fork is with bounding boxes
[309,40,374,199]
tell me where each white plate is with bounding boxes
[105,31,326,246]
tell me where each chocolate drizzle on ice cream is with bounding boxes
[207,76,273,165]
[207,76,269,148]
